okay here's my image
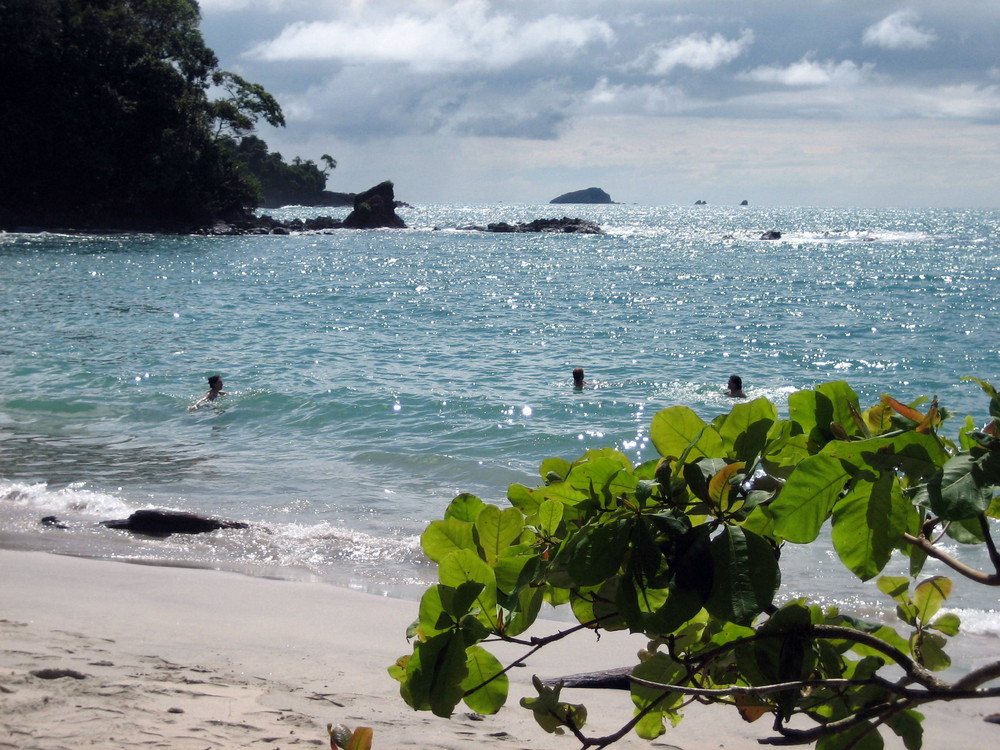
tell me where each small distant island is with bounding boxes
[550,188,615,205]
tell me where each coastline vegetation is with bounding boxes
[392,379,1000,748]
[0,0,334,231]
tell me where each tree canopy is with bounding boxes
[229,136,340,208]
[0,0,304,230]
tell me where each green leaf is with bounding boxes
[493,549,537,595]
[831,472,908,580]
[474,504,525,565]
[927,455,993,521]
[536,499,564,537]
[445,493,486,522]
[650,405,725,460]
[705,527,779,625]
[771,454,852,543]
[539,457,571,482]
[718,398,778,462]
[708,461,746,514]
[630,652,685,739]
[422,518,475,563]
[762,431,810,478]
[959,415,979,452]
[568,520,628,586]
[789,382,861,446]
[913,576,952,624]
[519,676,588,735]
[439,549,499,629]
[876,576,910,603]
[929,612,961,637]
[461,645,508,714]
[912,631,951,671]
[500,585,543,637]
[822,432,947,480]
[507,484,541,515]
[754,601,812,720]
[418,586,451,637]
[886,709,924,750]
[403,632,470,717]
[816,720,885,750]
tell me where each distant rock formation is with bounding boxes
[694,200,707,205]
[760,230,782,240]
[342,181,407,229]
[740,199,749,206]
[195,181,406,235]
[550,187,614,204]
[459,217,604,234]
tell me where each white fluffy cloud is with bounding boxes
[741,56,874,87]
[862,10,936,50]
[647,30,754,74]
[246,0,614,73]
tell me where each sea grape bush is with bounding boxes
[390,380,1000,748]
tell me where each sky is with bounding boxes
[197,0,1000,208]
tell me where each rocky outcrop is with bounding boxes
[740,199,749,206]
[194,182,406,235]
[99,509,249,537]
[342,181,406,229]
[550,188,614,204]
[694,200,707,205]
[458,217,604,234]
[760,230,782,240]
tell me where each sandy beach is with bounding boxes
[2,549,998,749]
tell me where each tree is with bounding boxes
[391,379,1000,748]
[227,135,333,207]
[0,0,283,230]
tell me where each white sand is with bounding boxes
[1,550,997,749]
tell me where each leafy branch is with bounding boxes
[390,380,1000,748]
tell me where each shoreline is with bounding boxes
[2,550,999,749]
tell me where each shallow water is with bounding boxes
[1,204,998,641]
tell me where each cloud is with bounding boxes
[862,10,936,50]
[740,56,874,87]
[245,0,614,73]
[198,0,295,11]
[646,30,754,74]
[272,68,580,141]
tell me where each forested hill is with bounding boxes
[0,0,338,231]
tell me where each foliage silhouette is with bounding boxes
[391,380,1000,748]
[0,0,328,230]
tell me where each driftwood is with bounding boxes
[542,666,632,690]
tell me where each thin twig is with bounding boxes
[903,532,1000,586]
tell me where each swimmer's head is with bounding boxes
[572,367,585,387]
[208,375,223,390]
[728,375,742,391]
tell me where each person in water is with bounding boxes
[724,375,746,398]
[188,375,227,411]
[572,367,589,389]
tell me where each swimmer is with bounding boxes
[572,367,589,390]
[188,375,227,411]
[724,375,746,398]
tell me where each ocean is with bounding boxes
[2,203,998,654]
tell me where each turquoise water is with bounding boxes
[1,204,998,635]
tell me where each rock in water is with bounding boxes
[100,509,249,537]
[760,230,782,240]
[342,181,407,229]
[480,217,604,234]
[550,187,614,204]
